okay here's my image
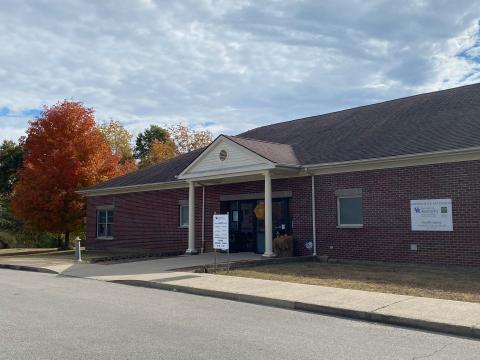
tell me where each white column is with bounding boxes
[263,171,274,257]
[186,181,197,255]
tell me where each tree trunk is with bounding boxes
[64,231,70,250]
[56,234,62,249]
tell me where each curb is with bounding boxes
[0,263,59,274]
[111,279,480,340]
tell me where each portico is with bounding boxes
[177,135,301,257]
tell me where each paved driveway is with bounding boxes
[2,269,480,360]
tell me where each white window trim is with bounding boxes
[179,204,189,228]
[96,206,114,240]
[337,195,363,228]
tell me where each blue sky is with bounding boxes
[0,0,479,143]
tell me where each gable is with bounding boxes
[178,136,274,179]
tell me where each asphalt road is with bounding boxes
[0,270,479,360]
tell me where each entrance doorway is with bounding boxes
[221,198,291,253]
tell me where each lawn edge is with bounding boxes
[0,248,59,257]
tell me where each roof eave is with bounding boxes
[304,146,480,175]
[77,146,480,197]
[77,180,188,197]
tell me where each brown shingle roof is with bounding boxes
[225,135,300,165]
[84,148,204,191]
[83,83,480,192]
[239,83,480,164]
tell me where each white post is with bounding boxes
[263,171,274,257]
[186,181,197,255]
[74,237,82,263]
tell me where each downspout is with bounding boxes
[311,174,317,256]
[201,185,205,253]
[305,169,317,256]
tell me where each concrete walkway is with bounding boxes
[110,271,480,339]
[1,252,480,339]
[0,252,262,277]
[62,252,262,278]
[0,255,72,274]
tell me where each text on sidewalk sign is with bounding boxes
[213,214,229,250]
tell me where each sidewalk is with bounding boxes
[0,255,72,274]
[108,271,480,339]
[1,253,480,339]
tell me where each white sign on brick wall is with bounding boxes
[410,199,453,231]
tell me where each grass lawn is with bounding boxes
[224,261,480,303]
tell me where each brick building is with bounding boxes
[79,84,480,266]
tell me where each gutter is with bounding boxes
[76,180,188,197]
[304,146,480,173]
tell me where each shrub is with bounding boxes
[0,230,17,248]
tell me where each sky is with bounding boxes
[0,0,479,143]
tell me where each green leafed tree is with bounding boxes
[134,125,170,160]
[0,140,24,196]
[0,140,24,247]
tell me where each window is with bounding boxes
[97,208,114,238]
[180,204,189,228]
[336,189,363,227]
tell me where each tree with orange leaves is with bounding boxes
[139,140,177,167]
[11,101,122,249]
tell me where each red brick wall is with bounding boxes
[86,159,480,266]
[315,160,480,266]
[200,177,313,255]
[86,177,314,255]
[86,188,190,253]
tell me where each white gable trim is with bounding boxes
[177,135,276,180]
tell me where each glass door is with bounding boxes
[255,200,265,254]
[227,200,257,252]
[272,198,291,236]
[254,198,291,254]
[224,197,291,254]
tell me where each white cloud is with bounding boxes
[0,124,30,142]
[0,0,479,143]
[421,22,480,92]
